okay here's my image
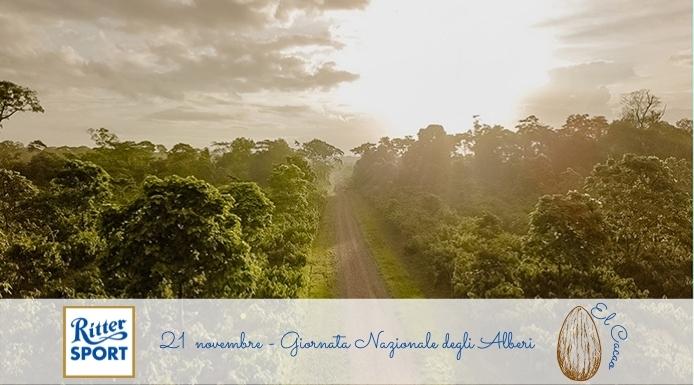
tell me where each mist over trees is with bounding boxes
[350,93,692,298]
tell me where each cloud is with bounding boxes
[549,62,636,86]
[534,1,691,64]
[145,107,243,122]
[521,62,637,125]
[255,104,313,115]
[0,0,363,99]
[0,0,372,150]
[523,0,692,125]
[0,1,344,31]
[273,0,369,20]
[536,1,690,43]
[670,50,693,67]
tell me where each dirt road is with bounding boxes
[333,190,389,298]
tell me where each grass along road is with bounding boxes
[302,197,338,298]
[349,191,452,298]
[345,190,426,298]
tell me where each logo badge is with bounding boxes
[63,306,135,378]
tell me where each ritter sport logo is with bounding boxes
[63,306,136,378]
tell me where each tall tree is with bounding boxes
[299,139,344,188]
[0,81,44,128]
[215,138,255,182]
[400,124,459,193]
[620,89,665,129]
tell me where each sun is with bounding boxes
[332,0,559,137]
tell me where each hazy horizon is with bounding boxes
[0,0,691,151]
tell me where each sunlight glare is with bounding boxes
[333,0,558,137]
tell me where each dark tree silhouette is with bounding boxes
[620,89,665,129]
[0,81,44,128]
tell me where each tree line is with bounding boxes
[350,90,692,298]
[0,126,343,298]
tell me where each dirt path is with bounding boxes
[331,190,420,381]
[333,190,389,298]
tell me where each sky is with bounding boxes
[0,0,691,151]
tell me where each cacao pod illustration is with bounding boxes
[557,305,601,381]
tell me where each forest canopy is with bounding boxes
[0,128,342,298]
[0,83,691,299]
[350,97,692,298]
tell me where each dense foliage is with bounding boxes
[351,107,693,298]
[0,131,341,298]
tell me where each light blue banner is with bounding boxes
[0,299,690,384]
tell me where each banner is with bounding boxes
[1,299,690,384]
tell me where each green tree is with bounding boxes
[16,152,66,186]
[552,114,606,176]
[257,162,323,297]
[585,154,692,297]
[269,163,317,216]
[0,160,110,298]
[0,169,38,234]
[0,141,25,169]
[51,159,111,205]
[400,124,459,193]
[249,139,294,184]
[300,139,344,165]
[84,128,160,185]
[299,139,344,188]
[1,235,69,297]
[220,182,274,243]
[214,138,255,182]
[102,176,258,298]
[522,191,641,298]
[350,139,400,194]
[452,214,523,298]
[160,143,215,181]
